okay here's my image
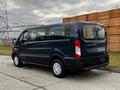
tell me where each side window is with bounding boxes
[28,28,46,41]
[19,33,24,42]
[48,25,71,40]
[19,31,28,43]
[23,32,28,40]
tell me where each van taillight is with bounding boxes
[74,39,81,59]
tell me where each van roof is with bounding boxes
[25,21,104,31]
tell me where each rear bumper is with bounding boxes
[83,62,108,70]
[64,53,109,71]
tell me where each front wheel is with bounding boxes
[51,59,65,78]
[13,55,23,67]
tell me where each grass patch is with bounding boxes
[0,46,120,68]
[0,46,12,56]
[108,52,120,68]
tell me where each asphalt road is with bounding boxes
[0,55,120,90]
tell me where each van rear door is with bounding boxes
[80,24,107,66]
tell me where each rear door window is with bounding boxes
[82,24,105,40]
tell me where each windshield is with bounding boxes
[82,24,105,40]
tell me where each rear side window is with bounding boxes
[48,25,73,40]
[28,28,46,41]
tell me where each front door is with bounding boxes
[26,28,50,65]
[18,30,29,62]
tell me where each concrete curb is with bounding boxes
[98,67,120,73]
[106,68,120,73]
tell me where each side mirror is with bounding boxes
[12,39,17,45]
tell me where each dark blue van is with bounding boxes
[12,22,109,77]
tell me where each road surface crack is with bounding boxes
[0,71,47,90]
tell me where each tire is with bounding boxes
[13,55,23,67]
[51,59,65,78]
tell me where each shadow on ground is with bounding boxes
[21,64,108,81]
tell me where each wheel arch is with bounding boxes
[49,53,64,66]
[11,52,18,60]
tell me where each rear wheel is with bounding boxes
[13,55,23,67]
[51,59,65,78]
